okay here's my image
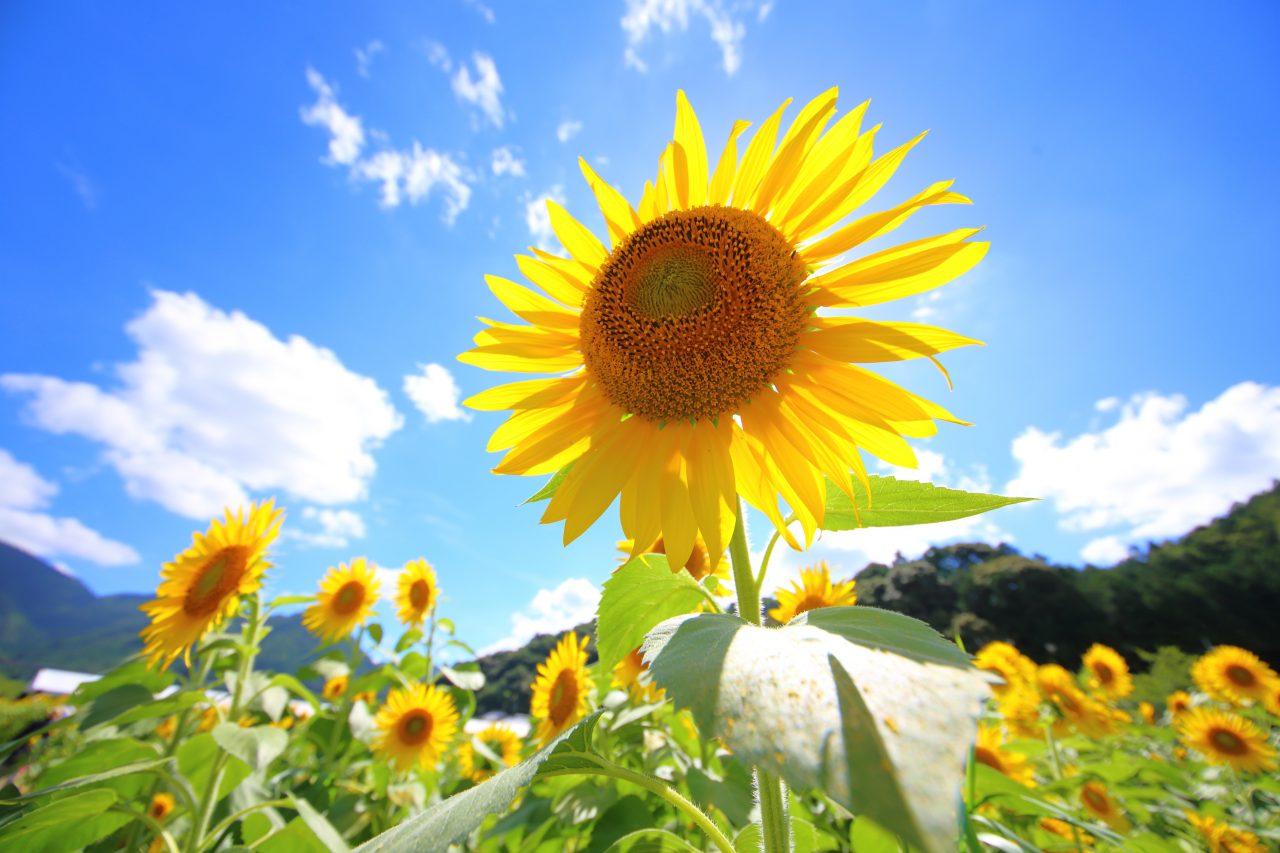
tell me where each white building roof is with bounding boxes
[30,668,101,695]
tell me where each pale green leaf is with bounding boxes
[213,723,288,772]
[70,659,172,705]
[793,606,971,669]
[269,673,321,710]
[439,663,485,691]
[596,554,706,674]
[823,475,1032,530]
[82,684,154,729]
[523,463,573,504]
[607,829,701,852]
[291,795,351,853]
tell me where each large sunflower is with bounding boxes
[372,683,459,771]
[461,90,986,567]
[767,562,857,623]
[140,501,283,669]
[1081,643,1133,699]
[530,631,592,745]
[395,558,439,628]
[1191,645,1278,706]
[1176,707,1277,774]
[458,725,523,783]
[302,557,380,643]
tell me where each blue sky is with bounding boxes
[2,2,1278,655]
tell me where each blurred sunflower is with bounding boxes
[613,646,663,703]
[1167,690,1192,716]
[1038,818,1094,848]
[147,793,175,822]
[1176,707,1277,773]
[530,632,591,745]
[1138,701,1156,725]
[975,641,1037,696]
[461,89,986,567]
[768,562,857,623]
[303,558,380,643]
[1186,811,1267,853]
[1192,645,1278,706]
[373,683,459,771]
[395,559,439,627]
[1081,643,1132,699]
[139,501,283,669]
[155,716,177,741]
[1038,665,1114,738]
[322,674,348,701]
[1078,781,1130,833]
[458,725,523,783]
[972,723,1034,787]
[996,685,1044,738]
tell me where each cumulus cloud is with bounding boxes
[1007,382,1280,564]
[403,363,470,424]
[301,68,472,221]
[355,40,385,78]
[490,146,525,177]
[0,449,138,566]
[481,577,599,654]
[450,53,506,128]
[621,0,764,75]
[556,119,583,143]
[2,290,403,520]
[300,69,366,165]
[524,186,566,254]
[289,507,368,549]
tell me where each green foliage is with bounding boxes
[1130,646,1197,707]
[596,555,708,674]
[823,475,1032,530]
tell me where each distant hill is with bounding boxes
[0,542,316,682]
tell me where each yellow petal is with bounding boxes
[515,254,588,309]
[639,179,659,223]
[579,158,641,247]
[797,130,927,240]
[732,98,791,208]
[754,88,838,216]
[545,422,642,544]
[486,275,580,329]
[658,429,697,573]
[773,100,869,223]
[805,318,984,363]
[464,375,584,412]
[684,424,731,562]
[548,200,608,269]
[708,119,752,206]
[809,232,989,308]
[799,180,970,264]
[729,425,799,550]
[674,90,709,208]
[779,121,880,238]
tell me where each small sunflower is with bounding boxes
[1186,812,1267,853]
[972,723,1034,786]
[1038,665,1114,738]
[1078,781,1130,833]
[1081,643,1133,699]
[613,646,664,703]
[530,631,592,746]
[1139,701,1156,726]
[139,501,283,669]
[462,90,987,567]
[155,716,177,741]
[458,725,523,783]
[1192,645,1279,706]
[996,684,1044,738]
[354,689,377,706]
[395,558,439,627]
[271,714,294,730]
[1176,707,1277,773]
[147,793,175,822]
[1038,817,1094,847]
[768,562,857,623]
[322,674,349,701]
[1167,690,1192,716]
[303,557,380,643]
[975,641,1037,695]
[373,683,459,771]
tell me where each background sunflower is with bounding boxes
[303,557,380,643]
[768,562,857,623]
[530,631,591,745]
[395,558,439,628]
[372,683,459,772]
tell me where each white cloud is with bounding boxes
[490,146,525,177]
[1007,382,1280,562]
[355,40,385,78]
[911,290,943,322]
[524,186,566,254]
[0,449,139,566]
[403,363,470,424]
[424,41,453,72]
[481,577,599,654]
[1080,536,1130,566]
[300,68,366,165]
[464,0,496,23]
[450,53,506,128]
[2,290,403,520]
[556,119,583,143]
[289,507,368,549]
[55,162,98,210]
[301,69,473,221]
[621,0,762,75]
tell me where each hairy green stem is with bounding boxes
[729,501,760,626]
[756,770,790,853]
[541,760,734,853]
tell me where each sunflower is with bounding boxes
[972,723,1034,787]
[139,501,283,669]
[458,725,523,783]
[372,683,459,771]
[1038,818,1094,848]
[322,674,348,701]
[1078,781,1130,833]
[1167,690,1192,716]
[1038,665,1114,738]
[155,716,177,741]
[1186,812,1267,853]
[1192,645,1279,706]
[616,534,729,583]
[530,632,592,745]
[1176,707,1277,773]
[768,562,857,623]
[975,641,1037,696]
[1081,643,1133,699]
[461,89,986,568]
[147,793,175,822]
[303,557,380,643]
[996,684,1044,738]
[1138,701,1156,726]
[395,558,439,627]
[613,646,664,703]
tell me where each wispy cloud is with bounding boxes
[490,146,525,177]
[450,52,507,128]
[464,0,496,24]
[300,69,366,165]
[55,161,99,209]
[621,0,767,75]
[556,119,583,143]
[355,39,385,78]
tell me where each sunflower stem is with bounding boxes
[727,499,791,853]
[324,625,364,766]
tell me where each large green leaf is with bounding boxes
[352,713,599,852]
[178,732,252,803]
[291,795,352,853]
[793,606,971,669]
[0,759,167,804]
[0,789,117,844]
[596,555,707,675]
[70,658,173,705]
[82,683,155,729]
[213,723,289,772]
[643,613,990,853]
[822,475,1032,530]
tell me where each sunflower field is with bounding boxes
[2,90,1277,853]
